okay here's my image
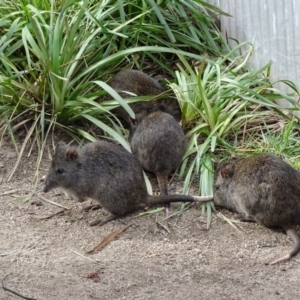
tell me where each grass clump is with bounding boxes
[169,45,300,226]
[1,1,300,228]
[0,0,227,178]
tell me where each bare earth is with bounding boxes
[1,137,300,300]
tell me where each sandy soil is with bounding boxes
[1,136,300,300]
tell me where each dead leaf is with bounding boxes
[87,224,132,254]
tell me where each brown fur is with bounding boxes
[214,154,300,264]
[43,141,212,226]
[130,111,187,199]
[110,70,181,127]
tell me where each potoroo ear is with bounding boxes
[65,148,79,161]
[220,164,234,178]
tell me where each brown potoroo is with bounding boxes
[43,141,212,226]
[130,111,187,213]
[110,69,181,127]
[214,154,300,264]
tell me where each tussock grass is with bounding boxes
[0,0,227,180]
[1,1,300,228]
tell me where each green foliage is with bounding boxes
[0,0,226,180]
[1,0,300,229]
[1,0,226,128]
[170,43,300,208]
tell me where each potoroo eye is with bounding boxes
[56,168,64,174]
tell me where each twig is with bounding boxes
[31,209,67,220]
[2,275,37,300]
[38,195,70,210]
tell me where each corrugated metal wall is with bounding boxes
[207,0,300,111]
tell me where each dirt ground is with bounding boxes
[1,136,300,300]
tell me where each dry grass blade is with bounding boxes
[11,119,32,133]
[155,219,171,233]
[69,249,100,264]
[216,211,243,232]
[86,224,132,254]
[0,250,17,257]
[38,195,70,210]
[6,119,38,181]
[0,189,19,196]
